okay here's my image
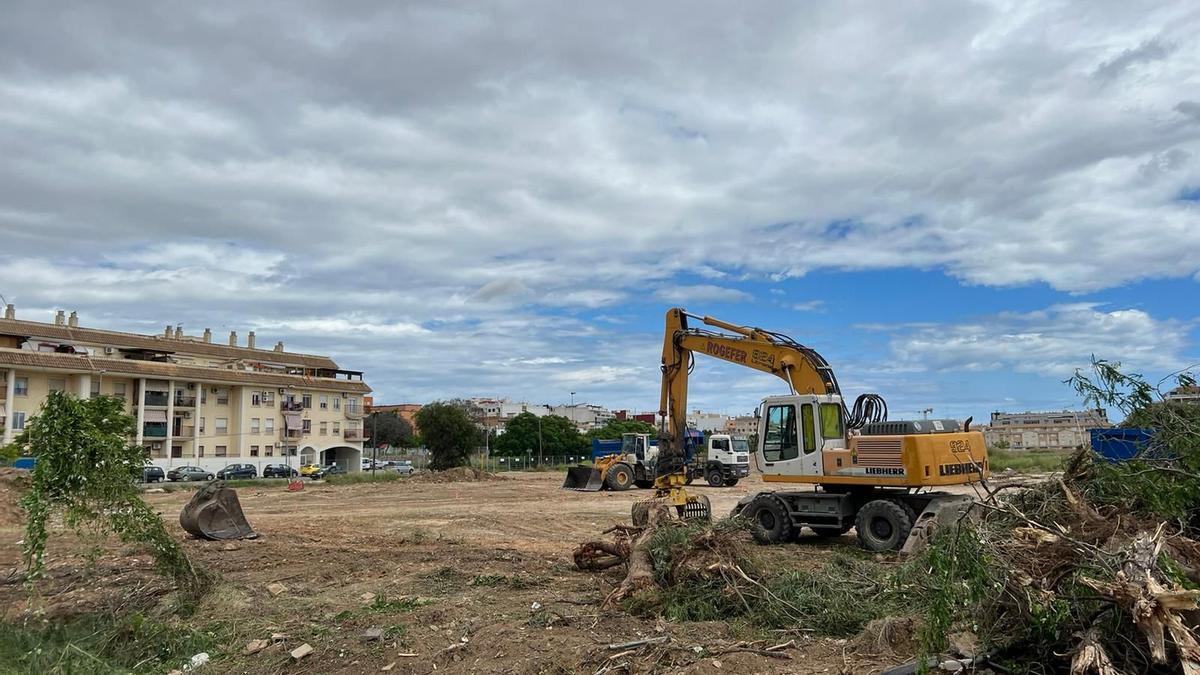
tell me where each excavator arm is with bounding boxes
[656,307,843,476]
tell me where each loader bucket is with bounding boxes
[179,481,257,540]
[562,465,604,491]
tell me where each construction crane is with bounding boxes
[645,308,988,552]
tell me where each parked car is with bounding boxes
[216,463,257,480]
[167,466,214,482]
[263,463,299,478]
[141,462,165,483]
[393,461,415,476]
[316,463,346,478]
[299,464,324,477]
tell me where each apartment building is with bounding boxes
[0,306,370,473]
[472,398,551,430]
[687,410,731,433]
[723,415,758,437]
[550,403,615,431]
[983,409,1111,450]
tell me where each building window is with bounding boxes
[333,397,340,410]
[250,418,260,434]
[332,422,340,434]
[302,419,312,434]
[265,418,274,433]
[302,394,312,409]
[288,446,297,456]
[199,417,206,433]
[14,377,28,396]
[251,392,261,406]
[250,445,259,457]
[200,388,207,404]
[216,388,229,405]
[215,445,227,457]
[112,382,126,400]
[265,445,273,457]
[90,379,101,398]
[320,395,328,410]
[319,422,328,435]
[216,418,228,434]
[262,391,275,406]
[48,378,66,393]
[12,412,26,430]
[171,445,182,458]
[198,445,205,457]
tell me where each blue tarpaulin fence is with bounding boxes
[1089,428,1155,462]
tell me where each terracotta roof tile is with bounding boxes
[0,349,370,393]
[0,318,339,370]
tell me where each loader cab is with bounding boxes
[756,394,846,478]
[620,433,657,463]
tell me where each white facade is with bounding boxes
[687,410,731,433]
[551,404,615,430]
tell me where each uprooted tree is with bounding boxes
[14,392,202,590]
[574,359,1200,674]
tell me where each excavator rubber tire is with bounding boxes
[745,495,792,544]
[705,470,723,487]
[724,478,739,487]
[605,463,634,491]
[855,499,914,552]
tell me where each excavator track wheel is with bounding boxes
[606,463,634,491]
[855,499,914,552]
[745,495,792,544]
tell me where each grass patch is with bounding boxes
[988,449,1069,473]
[332,595,430,623]
[0,613,221,674]
[325,471,404,485]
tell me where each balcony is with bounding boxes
[143,423,168,438]
[173,395,196,408]
[281,400,304,412]
[144,392,169,407]
[343,428,365,441]
[344,404,364,419]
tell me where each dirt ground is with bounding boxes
[0,470,922,674]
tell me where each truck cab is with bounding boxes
[697,433,751,486]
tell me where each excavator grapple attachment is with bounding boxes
[179,481,257,540]
[679,494,711,521]
[562,466,604,491]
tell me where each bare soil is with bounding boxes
[0,471,904,674]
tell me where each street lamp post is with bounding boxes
[537,415,543,467]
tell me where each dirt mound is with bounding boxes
[408,466,506,483]
[848,616,919,657]
[0,468,30,527]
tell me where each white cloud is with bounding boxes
[790,300,825,312]
[654,284,752,304]
[889,304,1194,375]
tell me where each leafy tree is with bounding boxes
[585,418,658,441]
[365,411,415,448]
[494,413,587,457]
[414,401,482,470]
[14,392,200,587]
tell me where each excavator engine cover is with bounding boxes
[562,466,604,491]
[180,481,257,540]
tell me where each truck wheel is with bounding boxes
[724,478,739,487]
[745,495,792,545]
[855,500,914,552]
[706,470,724,487]
[606,463,634,491]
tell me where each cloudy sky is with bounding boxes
[1,1,1197,422]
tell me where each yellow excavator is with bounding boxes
[643,308,988,552]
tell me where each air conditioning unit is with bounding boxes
[211,387,218,393]
[103,347,116,355]
[182,412,192,419]
[278,388,285,394]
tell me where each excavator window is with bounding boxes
[820,403,843,439]
[763,405,799,461]
[801,403,817,454]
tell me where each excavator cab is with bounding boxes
[179,481,257,540]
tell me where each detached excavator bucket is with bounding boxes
[562,465,604,491]
[179,481,257,540]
